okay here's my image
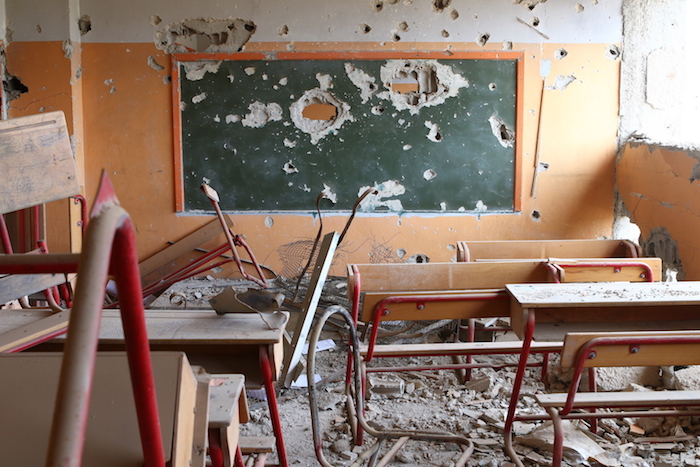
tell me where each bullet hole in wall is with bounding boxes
[531,17,540,27]
[278,24,289,36]
[432,0,451,13]
[154,18,256,54]
[441,30,450,38]
[477,33,490,47]
[372,1,383,12]
[555,48,568,60]
[531,210,541,221]
[407,253,430,263]
[392,33,401,42]
[150,15,162,26]
[450,9,459,20]
[360,23,372,34]
[606,44,621,61]
[397,21,409,32]
[4,75,28,101]
[78,15,92,36]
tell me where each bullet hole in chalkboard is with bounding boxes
[488,83,497,91]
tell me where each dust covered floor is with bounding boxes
[154,279,700,466]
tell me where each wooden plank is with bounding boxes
[361,340,563,357]
[0,352,183,466]
[561,330,700,368]
[171,354,200,467]
[506,281,700,308]
[282,232,339,387]
[360,289,509,322]
[192,369,211,467]
[138,215,234,277]
[553,258,662,283]
[456,239,638,262]
[349,261,551,293]
[0,111,79,214]
[0,310,70,352]
[239,436,276,453]
[536,390,700,408]
[0,272,64,304]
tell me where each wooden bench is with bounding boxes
[456,239,641,262]
[206,373,249,467]
[535,330,700,467]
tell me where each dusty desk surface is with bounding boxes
[506,281,700,340]
[506,281,700,307]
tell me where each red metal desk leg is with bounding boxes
[260,346,288,467]
[503,310,536,467]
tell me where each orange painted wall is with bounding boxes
[617,143,700,280]
[7,40,620,279]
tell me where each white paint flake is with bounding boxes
[475,200,488,212]
[344,63,378,103]
[241,102,283,128]
[264,216,274,228]
[316,73,333,91]
[425,121,443,142]
[321,184,338,204]
[358,180,406,212]
[244,66,256,75]
[213,114,221,122]
[192,92,207,104]
[440,202,447,211]
[279,77,289,86]
[423,169,437,180]
[225,114,241,124]
[403,144,412,151]
[549,74,577,91]
[377,60,469,115]
[283,138,297,148]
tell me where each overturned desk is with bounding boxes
[41,309,289,467]
[503,281,700,467]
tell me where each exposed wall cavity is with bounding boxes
[377,60,468,115]
[432,0,451,13]
[321,184,338,204]
[241,101,283,128]
[154,18,256,54]
[62,40,73,59]
[488,115,515,148]
[641,226,684,280]
[78,15,91,36]
[3,74,28,101]
[424,121,442,142]
[358,180,406,212]
[289,89,353,144]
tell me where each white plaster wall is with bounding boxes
[619,0,699,149]
[8,0,622,45]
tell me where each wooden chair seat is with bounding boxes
[360,340,563,358]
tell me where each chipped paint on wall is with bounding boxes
[321,183,338,203]
[241,101,283,128]
[154,17,256,54]
[358,180,406,212]
[183,60,221,80]
[345,63,378,104]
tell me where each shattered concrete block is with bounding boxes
[597,366,662,391]
[673,366,700,390]
[463,375,492,393]
[368,377,404,397]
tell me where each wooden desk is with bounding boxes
[25,309,290,467]
[503,281,700,467]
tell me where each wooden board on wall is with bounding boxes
[174,51,522,213]
[0,111,79,214]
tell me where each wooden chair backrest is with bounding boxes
[0,111,79,215]
[456,239,641,262]
[551,257,662,283]
[561,330,700,368]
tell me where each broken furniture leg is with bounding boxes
[200,183,268,287]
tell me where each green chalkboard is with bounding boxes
[176,53,520,213]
